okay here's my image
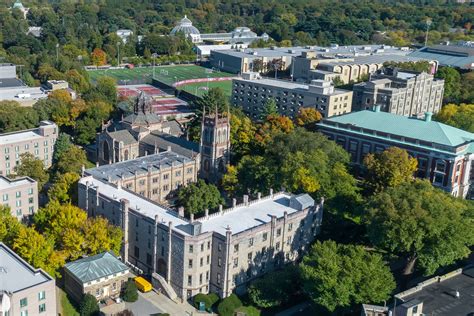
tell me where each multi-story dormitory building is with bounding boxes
[84,150,199,204]
[232,72,353,119]
[78,175,323,300]
[0,175,38,219]
[352,68,444,117]
[0,121,58,176]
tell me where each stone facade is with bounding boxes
[352,69,444,116]
[0,121,58,176]
[78,176,323,300]
[0,176,38,219]
[84,151,200,204]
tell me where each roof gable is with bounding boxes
[64,252,129,283]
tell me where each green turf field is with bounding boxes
[179,80,233,98]
[87,64,235,97]
[87,64,233,84]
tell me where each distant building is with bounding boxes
[170,16,269,45]
[0,176,38,219]
[78,175,323,300]
[96,92,199,165]
[0,242,56,316]
[11,0,29,19]
[26,26,42,38]
[409,42,474,70]
[45,80,77,99]
[232,73,352,119]
[292,50,435,84]
[64,252,130,303]
[196,44,249,58]
[84,150,199,204]
[316,107,474,198]
[352,69,444,117]
[211,44,416,75]
[116,29,133,43]
[361,266,474,316]
[0,121,58,176]
[0,64,48,106]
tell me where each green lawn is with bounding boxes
[58,287,80,316]
[179,80,233,97]
[87,64,233,85]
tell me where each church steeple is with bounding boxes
[134,91,152,114]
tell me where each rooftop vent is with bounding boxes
[424,112,433,122]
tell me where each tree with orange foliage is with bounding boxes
[255,114,294,145]
[295,107,322,127]
[91,48,107,66]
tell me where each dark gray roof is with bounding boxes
[397,267,474,315]
[0,78,26,89]
[161,120,184,137]
[64,252,129,284]
[108,130,137,145]
[86,151,193,181]
[123,113,162,126]
[142,132,199,158]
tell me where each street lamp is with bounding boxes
[55,43,59,63]
[425,19,432,47]
[152,53,158,79]
[117,42,121,66]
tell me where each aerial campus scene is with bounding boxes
[0,1,474,316]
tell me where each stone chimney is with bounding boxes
[243,195,249,206]
[257,192,262,200]
[232,198,237,208]
[190,213,194,223]
[178,206,185,217]
[269,188,274,197]
[205,209,209,218]
[219,204,223,214]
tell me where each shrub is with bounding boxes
[193,293,220,310]
[79,294,99,316]
[217,294,242,316]
[122,279,139,302]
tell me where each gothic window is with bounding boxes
[103,141,110,162]
[204,159,210,171]
[124,149,129,160]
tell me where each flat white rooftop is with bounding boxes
[0,243,53,293]
[0,130,44,146]
[199,193,300,235]
[80,177,314,237]
[0,176,34,190]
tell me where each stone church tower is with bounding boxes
[199,106,230,182]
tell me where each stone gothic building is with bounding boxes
[96,92,200,166]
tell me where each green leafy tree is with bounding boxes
[53,133,73,162]
[0,205,22,246]
[363,147,418,193]
[65,69,90,94]
[56,146,88,174]
[12,226,66,278]
[383,61,432,73]
[193,293,219,310]
[434,103,474,133]
[300,240,395,312]
[436,67,461,103]
[80,294,99,316]
[195,87,229,114]
[0,101,39,133]
[48,172,81,204]
[365,180,474,276]
[177,180,224,215]
[262,98,278,119]
[122,279,138,302]
[14,153,50,190]
[221,165,238,196]
[248,266,300,308]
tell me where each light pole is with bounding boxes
[152,53,158,79]
[117,42,121,66]
[424,19,432,47]
[55,43,59,63]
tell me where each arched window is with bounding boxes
[103,141,110,163]
[124,149,129,161]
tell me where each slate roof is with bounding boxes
[64,252,129,284]
[107,130,137,145]
[142,132,199,158]
[86,151,193,182]
[123,112,162,126]
[318,110,474,151]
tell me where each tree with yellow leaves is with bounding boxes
[295,107,322,127]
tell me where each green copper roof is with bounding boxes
[65,252,129,283]
[319,110,474,150]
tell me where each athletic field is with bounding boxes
[87,64,235,97]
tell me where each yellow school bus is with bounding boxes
[134,276,152,293]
